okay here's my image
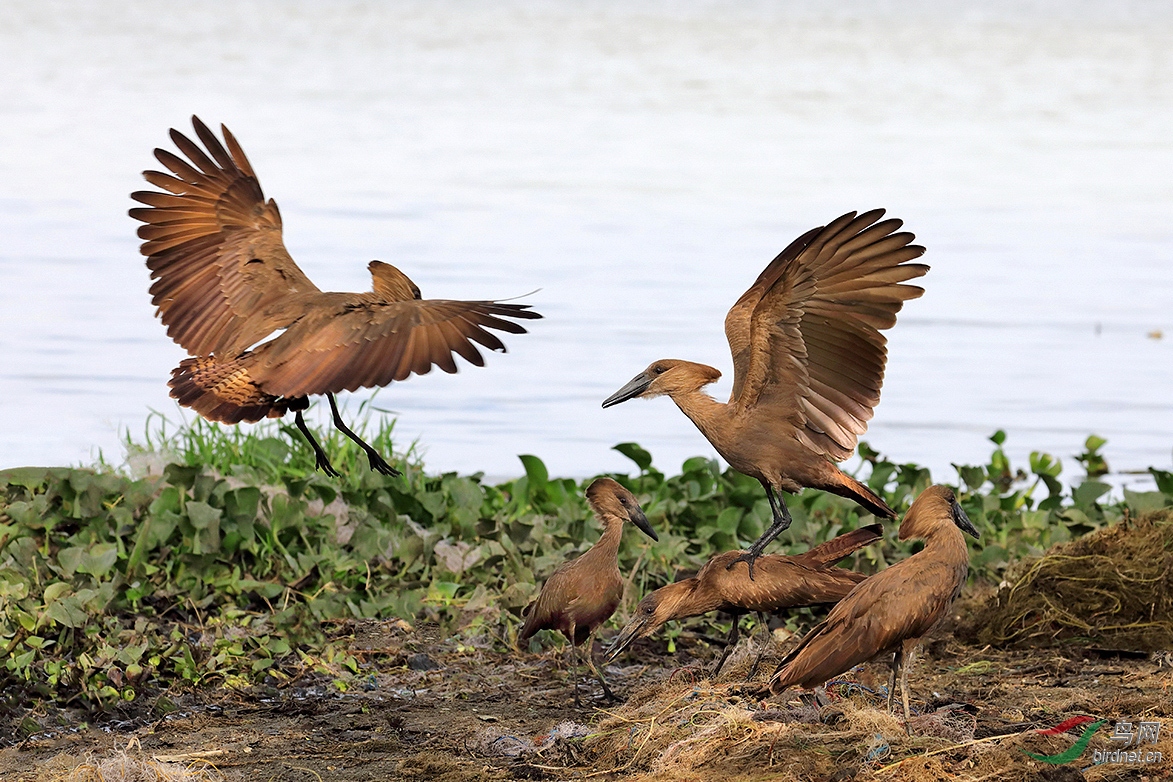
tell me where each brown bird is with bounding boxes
[519,477,659,704]
[602,210,927,576]
[131,117,541,477]
[606,523,882,678]
[766,485,978,722]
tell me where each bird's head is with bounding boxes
[601,360,722,408]
[585,478,659,541]
[899,485,980,542]
[605,579,696,661]
[369,260,422,302]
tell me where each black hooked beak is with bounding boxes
[602,371,653,408]
[629,506,659,542]
[606,613,650,661]
[952,500,980,539]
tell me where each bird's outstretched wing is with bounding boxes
[725,210,928,461]
[131,116,321,357]
[251,296,542,398]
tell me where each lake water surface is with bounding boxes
[1,1,1171,489]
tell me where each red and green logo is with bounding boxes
[1024,716,1106,765]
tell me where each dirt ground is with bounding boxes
[3,617,1172,782]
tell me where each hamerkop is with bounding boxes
[131,117,540,477]
[602,210,927,576]
[519,478,659,704]
[606,524,882,678]
[766,485,978,722]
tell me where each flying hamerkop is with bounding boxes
[131,117,540,476]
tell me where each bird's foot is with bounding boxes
[314,452,341,478]
[725,550,761,580]
[365,449,401,477]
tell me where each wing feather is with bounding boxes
[253,299,540,398]
[728,210,927,461]
[131,116,321,357]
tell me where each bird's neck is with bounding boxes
[675,586,722,619]
[920,527,971,569]
[589,517,625,559]
[668,388,730,447]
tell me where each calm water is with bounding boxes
[1,1,1171,489]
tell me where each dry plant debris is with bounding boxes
[40,749,223,782]
[970,510,1173,650]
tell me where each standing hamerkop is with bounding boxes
[602,211,927,576]
[767,485,979,722]
[519,478,659,704]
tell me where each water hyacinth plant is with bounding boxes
[1,413,1169,712]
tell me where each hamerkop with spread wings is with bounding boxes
[131,117,540,477]
[606,523,882,678]
[603,210,927,576]
[767,485,978,722]
[519,478,659,705]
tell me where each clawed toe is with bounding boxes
[316,455,341,477]
[725,552,759,580]
[368,452,401,476]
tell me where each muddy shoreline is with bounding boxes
[5,621,1171,782]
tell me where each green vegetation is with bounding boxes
[1,414,1170,714]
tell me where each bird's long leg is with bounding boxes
[887,647,903,716]
[294,411,340,477]
[900,645,915,727]
[726,482,793,579]
[584,629,617,702]
[568,621,581,707]
[746,612,771,681]
[326,393,400,476]
[711,617,741,679]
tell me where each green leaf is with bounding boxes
[42,582,72,603]
[989,430,1007,446]
[46,596,88,628]
[78,543,118,578]
[517,455,548,490]
[56,547,86,577]
[715,507,743,535]
[613,442,653,472]
[1149,468,1173,497]
[1028,451,1062,478]
[186,501,222,530]
[0,467,53,491]
[1124,489,1167,514]
[954,464,986,491]
[1072,480,1111,508]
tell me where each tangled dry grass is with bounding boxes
[970,509,1173,650]
[580,662,1173,782]
[37,750,223,782]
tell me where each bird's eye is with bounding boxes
[653,366,666,375]
[412,287,422,300]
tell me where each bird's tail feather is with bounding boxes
[798,523,884,569]
[169,356,288,424]
[828,473,895,519]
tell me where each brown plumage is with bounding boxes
[519,478,659,704]
[602,210,927,575]
[767,485,979,722]
[131,116,541,476]
[606,524,882,678]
